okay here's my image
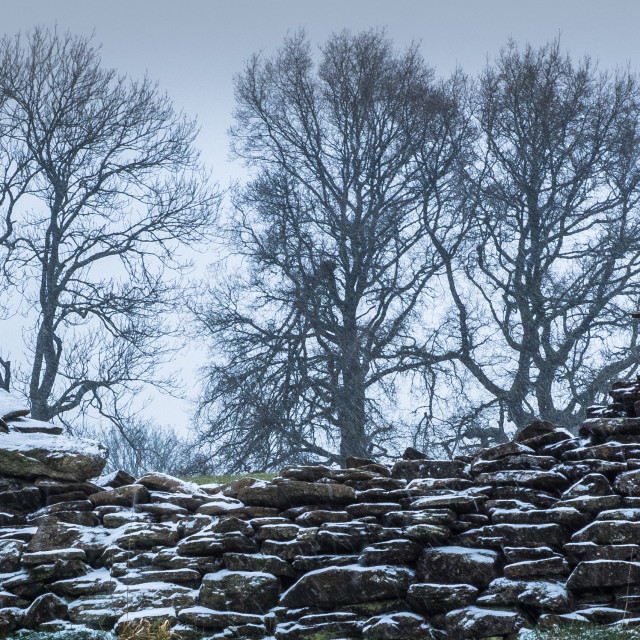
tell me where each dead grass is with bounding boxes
[117,619,178,640]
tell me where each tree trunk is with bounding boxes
[337,316,368,462]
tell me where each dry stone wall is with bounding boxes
[4,380,640,638]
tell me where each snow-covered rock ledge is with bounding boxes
[5,382,640,638]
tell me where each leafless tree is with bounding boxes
[98,417,200,478]
[0,28,219,426]
[194,30,471,470]
[435,39,640,435]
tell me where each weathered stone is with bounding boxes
[21,547,86,565]
[474,441,535,461]
[0,431,106,481]
[255,523,299,541]
[557,495,621,512]
[418,547,499,588]
[261,538,318,560]
[580,417,640,438]
[275,615,362,640]
[281,564,414,608]
[490,507,587,529]
[102,511,153,528]
[615,470,640,496]
[475,469,569,491]
[445,606,524,640]
[563,442,640,462]
[503,546,556,563]
[400,524,449,544]
[471,454,556,475]
[503,556,570,580]
[561,473,613,499]
[489,485,557,507]
[280,465,333,482]
[362,612,437,639]
[68,583,196,627]
[199,570,280,613]
[409,491,488,512]
[223,552,296,578]
[0,607,23,637]
[25,518,109,560]
[177,535,224,557]
[567,560,640,591]
[0,540,23,572]
[346,502,400,518]
[0,486,42,512]
[23,593,67,628]
[50,570,118,597]
[89,484,150,507]
[98,469,135,488]
[359,539,420,566]
[403,477,474,494]
[391,459,466,481]
[294,509,350,526]
[555,460,627,480]
[564,542,640,564]
[519,429,573,452]
[195,496,247,516]
[178,606,263,629]
[515,420,559,442]
[291,554,359,572]
[517,581,572,613]
[136,471,203,495]
[407,583,478,614]
[238,480,355,508]
[571,520,640,545]
[316,522,394,553]
[403,446,428,460]
[385,509,455,527]
[458,523,567,548]
[112,522,179,550]
[118,568,201,587]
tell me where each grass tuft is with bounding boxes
[117,619,177,640]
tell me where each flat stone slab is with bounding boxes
[280,564,414,608]
[0,431,107,481]
[445,606,525,640]
[567,560,640,591]
[418,546,499,588]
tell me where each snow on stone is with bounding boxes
[0,389,28,420]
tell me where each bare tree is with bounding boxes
[0,28,219,426]
[436,39,640,435]
[99,417,200,478]
[195,30,470,470]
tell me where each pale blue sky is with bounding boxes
[3,0,640,431]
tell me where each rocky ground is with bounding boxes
[5,381,640,639]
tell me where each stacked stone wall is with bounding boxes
[4,381,640,638]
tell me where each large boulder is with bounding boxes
[445,607,525,640]
[199,570,280,613]
[567,560,640,591]
[0,431,107,481]
[280,564,414,608]
[418,547,500,588]
[237,480,355,508]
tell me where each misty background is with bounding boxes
[1,0,640,470]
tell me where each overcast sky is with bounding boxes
[3,0,640,431]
